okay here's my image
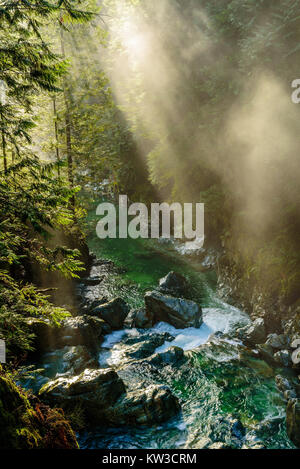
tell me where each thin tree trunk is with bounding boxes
[60,25,75,209]
[52,97,60,177]
[1,113,7,174]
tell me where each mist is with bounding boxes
[87,0,300,305]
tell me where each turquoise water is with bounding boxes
[86,210,216,308]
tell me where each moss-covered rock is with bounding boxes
[0,366,78,449]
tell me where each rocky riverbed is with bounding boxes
[22,245,300,449]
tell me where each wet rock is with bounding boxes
[158,271,188,297]
[124,334,174,360]
[89,297,129,329]
[106,384,180,425]
[147,347,186,367]
[124,308,154,329]
[266,334,289,350]
[28,315,110,353]
[205,415,245,448]
[230,418,246,440]
[145,291,202,329]
[237,318,266,346]
[39,368,126,425]
[273,350,292,368]
[286,398,300,448]
[59,315,111,352]
[255,416,284,435]
[80,276,104,286]
[87,297,109,311]
[243,430,266,449]
[61,345,98,375]
[241,443,265,449]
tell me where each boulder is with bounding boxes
[40,369,180,426]
[60,345,98,375]
[86,297,108,311]
[266,333,289,350]
[124,334,174,360]
[106,384,180,425]
[80,276,103,286]
[124,308,154,329]
[158,271,188,297]
[237,318,266,346]
[147,347,186,367]
[39,368,126,424]
[27,315,110,353]
[286,398,300,448]
[145,291,202,329]
[59,315,111,352]
[89,297,129,329]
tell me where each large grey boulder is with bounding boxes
[286,398,300,448]
[59,315,111,351]
[236,318,266,346]
[60,345,99,375]
[89,297,129,329]
[39,369,180,426]
[39,368,126,424]
[158,271,188,297]
[123,333,174,360]
[145,291,202,329]
[124,308,154,329]
[26,315,109,353]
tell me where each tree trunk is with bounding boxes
[52,97,60,177]
[60,25,75,210]
[1,112,7,173]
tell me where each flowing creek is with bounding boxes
[24,228,295,449]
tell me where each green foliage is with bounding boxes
[0,1,94,363]
[0,270,70,360]
[0,365,78,449]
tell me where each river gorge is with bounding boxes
[20,213,298,450]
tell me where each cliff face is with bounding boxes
[0,366,78,449]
